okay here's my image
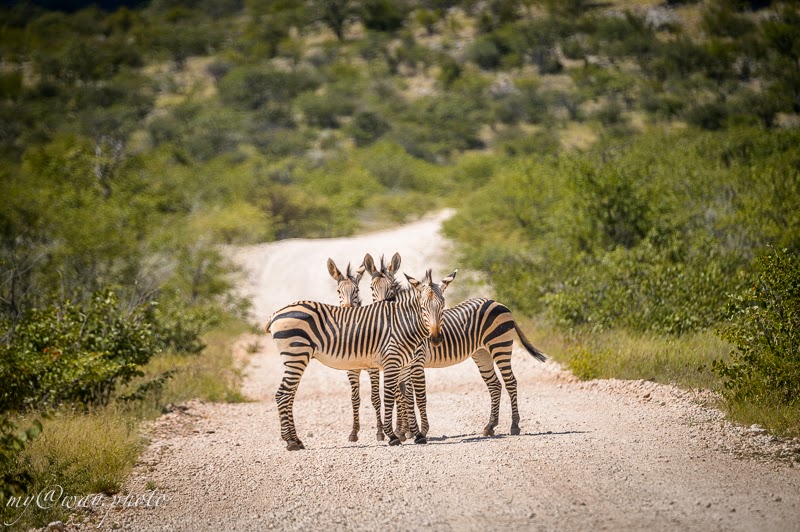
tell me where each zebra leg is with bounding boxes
[405,380,427,445]
[275,353,310,451]
[411,360,429,436]
[493,351,521,435]
[347,370,361,442]
[472,349,502,437]
[395,381,409,442]
[397,365,425,444]
[382,364,402,446]
[367,369,384,441]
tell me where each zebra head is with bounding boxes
[327,258,364,308]
[405,269,457,347]
[363,252,401,303]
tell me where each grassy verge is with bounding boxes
[724,398,800,438]
[125,319,251,420]
[563,328,730,390]
[521,316,800,437]
[1,409,143,529]
[520,316,728,389]
[1,319,250,529]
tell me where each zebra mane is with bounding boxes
[345,262,353,279]
[373,254,399,301]
[424,269,432,284]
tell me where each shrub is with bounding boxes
[296,91,355,129]
[218,65,321,110]
[0,417,41,507]
[701,2,756,39]
[714,248,800,408]
[467,35,504,70]
[361,0,408,32]
[546,234,746,335]
[184,107,244,162]
[685,101,728,130]
[0,290,161,411]
[437,54,462,87]
[349,109,390,146]
[495,128,560,157]
[358,141,438,191]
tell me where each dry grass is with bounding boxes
[126,320,251,419]
[518,316,730,391]
[725,398,800,439]
[1,409,143,529]
[560,122,598,151]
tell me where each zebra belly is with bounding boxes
[312,350,382,371]
[423,342,474,369]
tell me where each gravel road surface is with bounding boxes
[93,212,800,531]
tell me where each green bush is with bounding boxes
[361,0,408,32]
[0,417,41,507]
[447,128,800,337]
[494,127,560,157]
[0,290,161,411]
[358,141,438,191]
[714,248,800,408]
[467,35,504,70]
[349,109,391,146]
[296,90,355,128]
[685,101,728,130]
[546,234,746,335]
[218,65,321,110]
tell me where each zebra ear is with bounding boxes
[388,252,401,274]
[405,273,422,291]
[440,269,458,293]
[354,264,366,283]
[327,258,344,282]
[363,254,377,276]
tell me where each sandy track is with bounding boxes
[97,212,800,531]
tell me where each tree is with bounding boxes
[314,0,357,41]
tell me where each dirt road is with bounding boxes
[104,212,800,531]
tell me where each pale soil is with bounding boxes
[82,211,800,531]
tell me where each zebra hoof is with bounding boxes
[414,434,427,445]
[376,432,385,441]
[510,426,521,436]
[286,440,304,451]
[397,432,407,443]
[348,434,358,442]
[388,436,402,446]
[483,426,495,437]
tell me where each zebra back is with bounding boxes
[424,298,546,367]
[267,290,426,363]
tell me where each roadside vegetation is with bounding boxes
[1,0,799,525]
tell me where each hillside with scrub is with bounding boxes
[1,0,799,527]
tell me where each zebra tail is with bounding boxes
[514,324,547,363]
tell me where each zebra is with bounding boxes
[326,258,383,442]
[265,266,457,450]
[363,253,547,437]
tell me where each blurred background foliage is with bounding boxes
[1,0,800,513]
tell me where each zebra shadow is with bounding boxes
[310,431,589,450]
[426,430,589,445]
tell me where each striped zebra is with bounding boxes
[363,253,547,437]
[326,258,384,442]
[266,266,457,450]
